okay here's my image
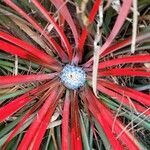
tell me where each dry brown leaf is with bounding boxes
[10,17,53,56]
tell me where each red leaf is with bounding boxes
[84,0,132,66]
[0,40,60,71]
[0,39,40,64]
[51,0,78,46]
[84,87,123,150]
[100,68,150,77]
[78,28,88,59]
[30,86,64,149]
[3,0,68,62]
[31,106,56,149]
[100,80,150,106]
[99,55,150,69]
[101,32,150,57]
[71,91,82,150]
[3,111,33,149]
[2,85,60,148]
[31,0,73,61]
[98,0,132,56]
[18,88,59,149]
[62,90,71,150]
[78,0,102,61]
[0,80,58,122]
[88,0,102,23]
[0,73,57,87]
[0,31,60,66]
[95,97,140,150]
[97,101,140,149]
[85,87,140,150]
[97,83,150,115]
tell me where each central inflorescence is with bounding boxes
[60,64,86,90]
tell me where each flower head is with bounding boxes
[60,64,86,90]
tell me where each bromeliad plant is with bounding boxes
[0,0,150,149]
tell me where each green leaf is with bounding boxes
[94,119,111,149]
[0,87,32,104]
[79,112,90,150]
[0,117,21,139]
[0,114,35,148]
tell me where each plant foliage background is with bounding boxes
[0,0,150,149]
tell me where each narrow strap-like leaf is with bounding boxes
[0,81,57,122]
[85,87,140,149]
[78,0,102,61]
[94,94,140,150]
[62,90,71,150]
[99,68,150,77]
[18,88,59,149]
[101,31,150,57]
[51,0,78,46]
[31,86,64,149]
[100,80,150,106]
[99,55,150,69]
[92,0,132,97]
[31,0,73,61]
[3,0,68,62]
[0,31,59,66]
[97,83,150,115]
[0,73,56,87]
[71,91,82,150]
[84,87,123,150]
